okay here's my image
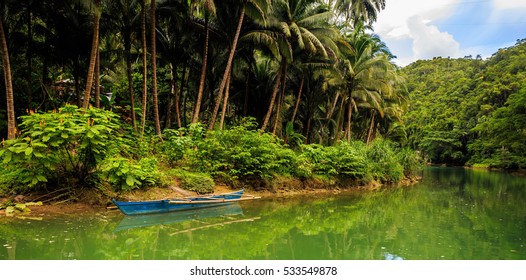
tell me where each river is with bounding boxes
[0,167,524,260]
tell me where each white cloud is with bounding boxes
[407,16,460,60]
[493,0,526,9]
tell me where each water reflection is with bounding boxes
[114,204,244,232]
[0,167,525,260]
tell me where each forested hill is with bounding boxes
[403,39,526,169]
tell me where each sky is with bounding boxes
[372,0,526,66]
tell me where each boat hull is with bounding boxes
[112,189,246,215]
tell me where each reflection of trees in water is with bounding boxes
[0,168,525,259]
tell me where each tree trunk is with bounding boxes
[82,0,100,109]
[0,18,16,139]
[192,14,209,124]
[173,65,181,128]
[140,0,148,137]
[260,60,284,133]
[345,97,353,142]
[219,71,231,130]
[180,60,188,126]
[334,96,345,143]
[208,4,245,130]
[150,0,161,137]
[125,0,137,131]
[94,45,100,108]
[366,111,376,145]
[26,0,33,108]
[291,74,304,124]
[272,64,287,135]
[326,92,339,119]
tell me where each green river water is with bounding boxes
[0,167,524,260]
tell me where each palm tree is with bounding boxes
[140,0,148,136]
[208,0,270,130]
[191,0,215,124]
[82,0,101,109]
[0,13,15,139]
[150,0,161,136]
[334,0,386,26]
[260,0,339,133]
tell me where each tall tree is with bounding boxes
[150,0,161,136]
[0,13,15,139]
[82,0,101,109]
[140,0,148,136]
[192,0,215,124]
[208,0,270,130]
[334,0,386,26]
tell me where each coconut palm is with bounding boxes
[208,0,270,130]
[334,0,386,26]
[191,0,216,124]
[82,0,101,109]
[0,11,15,139]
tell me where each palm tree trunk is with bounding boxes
[366,111,376,144]
[0,18,16,139]
[26,0,33,108]
[272,64,287,135]
[345,97,353,142]
[326,92,339,119]
[140,0,148,137]
[208,4,245,130]
[291,74,304,124]
[260,59,284,133]
[82,0,101,109]
[334,96,345,143]
[94,46,100,108]
[192,14,209,124]
[219,71,231,130]
[173,64,181,128]
[125,38,137,131]
[150,0,161,136]
[180,60,188,126]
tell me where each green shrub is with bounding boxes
[100,157,160,192]
[366,139,404,183]
[192,120,297,180]
[170,169,215,194]
[0,105,124,189]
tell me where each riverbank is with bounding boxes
[0,175,421,217]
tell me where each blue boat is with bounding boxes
[112,188,259,215]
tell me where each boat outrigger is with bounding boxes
[112,188,260,215]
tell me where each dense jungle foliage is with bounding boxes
[403,39,526,169]
[0,1,426,197]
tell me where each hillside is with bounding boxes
[403,39,526,169]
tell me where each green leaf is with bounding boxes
[36,175,48,182]
[125,175,135,187]
[61,133,69,139]
[25,147,33,156]
[3,151,12,164]
[42,135,50,142]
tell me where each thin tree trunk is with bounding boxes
[173,65,181,128]
[345,97,353,142]
[140,0,148,137]
[180,60,187,126]
[304,117,311,144]
[334,96,345,143]
[260,60,284,133]
[366,111,376,145]
[291,74,304,124]
[150,0,161,136]
[192,14,209,124]
[326,92,339,119]
[94,45,100,108]
[82,0,100,109]
[125,0,137,131]
[26,0,33,107]
[272,64,287,135]
[208,4,245,130]
[0,18,16,139]
[219,71,231,130]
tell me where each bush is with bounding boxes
[100,157,161,192]
[0,105,124,189]
[366,139,404,183]
[170,169,215,194]
[192,119,297,180]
